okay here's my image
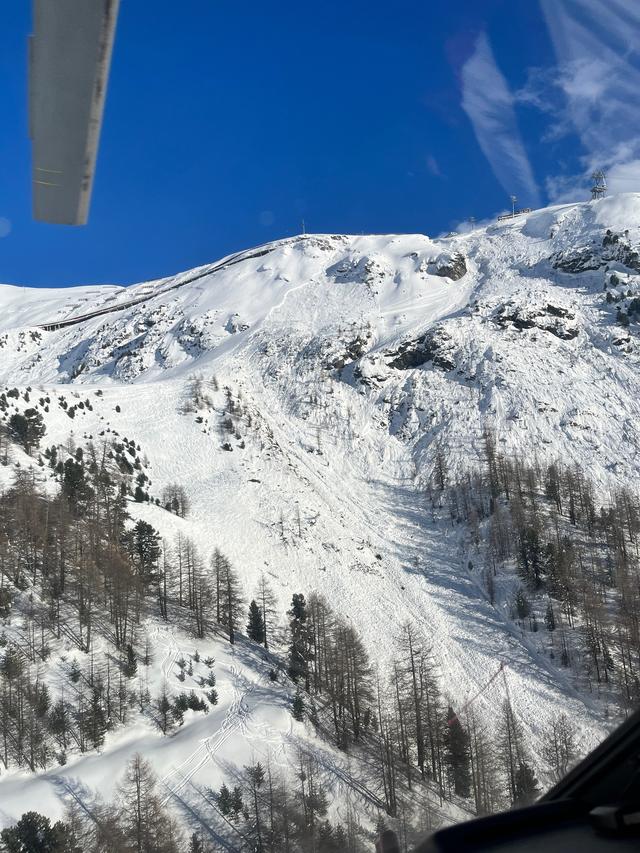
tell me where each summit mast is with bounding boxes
[590,170,607,200]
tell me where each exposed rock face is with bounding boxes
[494,303,578,340]
[434,253,467,281]
[545,303,572,318]
[552,248,602,273]
[602,232,640,273]
[328,334,371,369]
[386,326,455,371]
[327,254,392,288]
[553,231,640,274]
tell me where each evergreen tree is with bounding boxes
[317,820,332,847]
[217,783,232,816]
[444,707,472,797]
[133,485,147,502]
[0,811,78,853]
[85,687,107,750]
[188,834,205,853]
[247,600,265,644]
[246,763,265,853]
[517,525,544,588]
[433,439,448,491]
[49,698,72,751]
[8,409,46,455]
[498,701,539,807]
[123,643,137,678]
[156,686,173,734]
[61,458,94,517]
[544,602,556,632]
[333,826,348,850]
[515,761,541,806]
[231,786,244,818]
[34,682,51,719]
[292,693,305,722]
[123,520,161,586]
[514,589,531,620]
[287,594,312,691]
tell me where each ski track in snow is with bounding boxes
[160,655,256,804]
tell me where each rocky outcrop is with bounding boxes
[433,253,467,281]
[552,248,602,273]
[553,230,640,274]
[327,334,371,370]
[386,327,455,371]
[494,303,578,340]
[601,231,640,273]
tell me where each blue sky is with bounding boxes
[0,0,639,287]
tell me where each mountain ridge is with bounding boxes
[0,194,639,838]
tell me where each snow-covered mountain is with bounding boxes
[1,194,640,839]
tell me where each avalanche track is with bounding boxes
[2,195,640,827]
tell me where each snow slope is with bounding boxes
[2,194,640,830]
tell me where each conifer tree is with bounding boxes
[124,520,161,586]
[514,589,531,620]
[544,601,556,632]
[49,697,72,751]
[247,600,265,644]
[217,783,232,816]
[85,686,107,750]
[246,762,265,852]
[287,594,312,691]
[231,786,243,818]
[61,457,94,517]
[498,701,539,807]
[517,525,544,588]
[292,693,305,721]
[8,408,46,455]
[515,760,540,806]
[188,834,205,853]
[0,811,78,853]
[444,707,472,797]
[123,643,137,678]
[156,686,173,735]
[375,814,388,838]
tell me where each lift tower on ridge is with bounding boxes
[591,170,607,200]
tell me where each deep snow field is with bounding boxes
[1,194,640,832]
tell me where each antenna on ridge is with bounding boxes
[510,195,517,218]
[591,170,607,201]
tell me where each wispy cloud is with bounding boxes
[530,0,640,199]
[426,154,443,178]
[459,32,541,208]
